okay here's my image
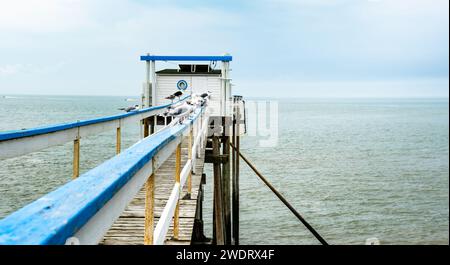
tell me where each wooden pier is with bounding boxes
[102,141,207,245]
[0,54,248,246]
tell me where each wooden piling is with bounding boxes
[231,113,237,244]
[232,102,240,245]
[222,124,232,244]
[212,136,225,245]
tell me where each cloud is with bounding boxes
[0,64,30,76]
[0,62,68,76]
[239,77,450,98]
[0,0,447,96]
[0,0,97,33]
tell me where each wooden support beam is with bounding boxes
[232,103,240,245]
[173,143,181,240]
[144,170,154,245]
[116,127,121,154]
[212,136,225,245]
[222,135,231,245]
[205,153,229,164]
[72,138,80,179]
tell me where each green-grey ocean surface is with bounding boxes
[0,95,448,245]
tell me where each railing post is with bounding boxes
[72,131,80,179]
[199,112,205,154]
[144,159,155,245]
[116,123,121,154]
[173,142,181,240]
[188,126,193,195]
[197,113,202,158]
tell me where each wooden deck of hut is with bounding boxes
[101,140,207,245]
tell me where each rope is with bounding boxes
[229,142,329,245]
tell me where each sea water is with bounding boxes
[0,95,448,244]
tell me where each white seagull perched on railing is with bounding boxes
[162,91,211,125]
[165,102,194,117]
[162,91,211,118]
[118,104,140,112]
[165,90,185,103]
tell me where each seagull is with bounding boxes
[199,91,211,98]
[165,102,194,117]
[173,91,183,99]
[165,91,183,103]
[118,104,140,112]
[192,92,210,106]
[165,94,176,103]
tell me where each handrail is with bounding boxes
[0,96,190,160]
[0,96,189,141]
[0,105,205,245]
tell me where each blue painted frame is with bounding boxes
[140,55,232,62]
[0,96,190,142]
[0,108,203,245]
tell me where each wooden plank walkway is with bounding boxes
[101,141,207,245]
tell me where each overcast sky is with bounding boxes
[0,0,448,97]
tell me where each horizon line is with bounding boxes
[1,93,449,100]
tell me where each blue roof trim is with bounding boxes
[0,96,190,142]
[140,55,232,62]
[0,108,203,245]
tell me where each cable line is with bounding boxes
[230,142,329,245]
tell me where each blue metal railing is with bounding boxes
[0,96,190,142]
[0,107,203,245]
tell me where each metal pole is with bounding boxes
[229,143,329,245]
[149,59,156,134]
[141,54,151,139]
[151,60,156,107]
[145,55,151,108]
